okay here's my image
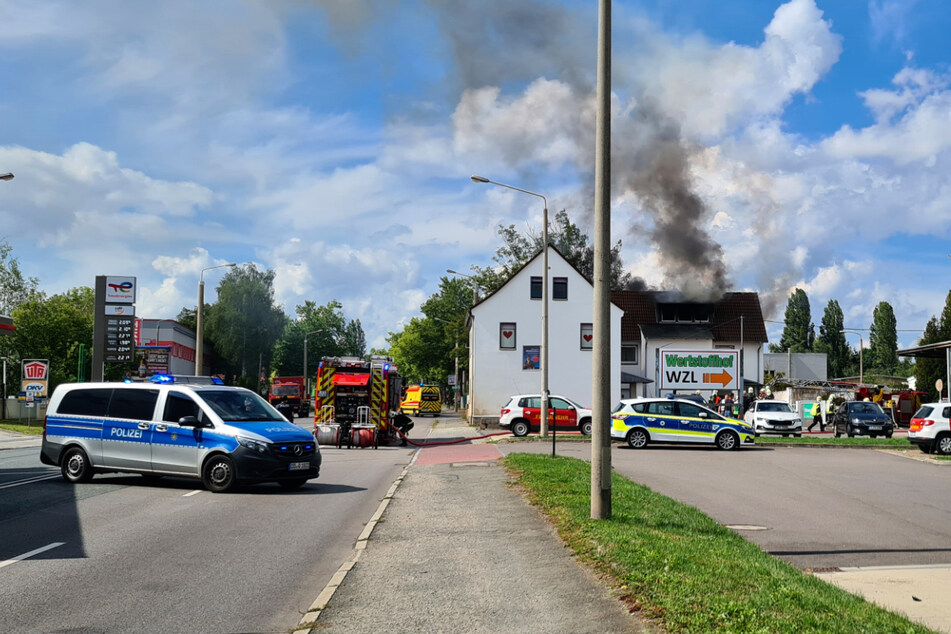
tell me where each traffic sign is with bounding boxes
[659,349,739,391]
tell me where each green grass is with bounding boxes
[755,435,910,447]
[0,422,43,434]
[503,453,929,634]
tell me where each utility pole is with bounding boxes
[591,0,612,520]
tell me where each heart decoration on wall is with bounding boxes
[503,331,513,339]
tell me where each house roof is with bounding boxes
[610,290,768,344]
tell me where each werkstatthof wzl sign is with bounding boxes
[659,350,739,391]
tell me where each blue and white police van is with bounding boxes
[611,396,755,451]
[40,382,320,492]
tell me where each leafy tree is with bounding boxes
[0,240,40,315]
[470,210,633,293]
[205,264,287,389]
[868,301,898,375]
[11,287,94,390]
[915,315,944,402]
[386,317,449,386]
[813,300,850,378]
[270,300,366,378]
[770,288,815,353]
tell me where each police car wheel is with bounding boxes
[716,430,739,451]
[626,429,648,449]
[279,478,308,490]
[61,447,94,483]
[579,418,593,436]
[202,455,236,493]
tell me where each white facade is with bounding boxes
[467,248,623,422]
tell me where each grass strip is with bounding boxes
[755,436,910,447]
[0,423,43,434]
[503,453,929,634]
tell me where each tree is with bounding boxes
[813,300,850,378]
[868,301,898,375]
[11,287,94,390]
[470,210,633,293]
[386,317,449,386]
[205,264,287,389]
[0,240,40,315]
[770,288,815,353]
[915,316,944,402]
[270,300,366,378]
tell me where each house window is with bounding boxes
[522,345,540,370]
[580,323,593,350]
[530,276,542,299]
[553,277,568,300]
[621,344,638,364]
[499,323,516,349]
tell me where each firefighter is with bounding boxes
[275,395,294,423]
[392,410,414,446]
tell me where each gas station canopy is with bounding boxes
[897,340,951,359]
[0,314,14,337]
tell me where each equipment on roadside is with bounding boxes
[312,356,403,448]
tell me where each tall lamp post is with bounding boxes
[470,175,551,438]
[841,329,864,387]
[303,329,325,408]
[195,262,236,375]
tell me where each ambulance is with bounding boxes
[400,384,442,416]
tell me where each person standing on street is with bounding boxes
[808,398,825,432]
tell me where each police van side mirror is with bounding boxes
[178,416,204,427]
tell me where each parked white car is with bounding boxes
[743,399,802,437]
[908,402,951,454]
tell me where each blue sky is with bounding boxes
[1,0,950,351]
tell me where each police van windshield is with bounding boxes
[199,390,287,422]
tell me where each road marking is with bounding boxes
[0,542,65,569]
[0,473,60,489]
[183,490,202,497]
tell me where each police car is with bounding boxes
[41,382,320,492]
[611,396,755,450]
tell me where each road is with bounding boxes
[0,416,435,634]
[500,442,951,570]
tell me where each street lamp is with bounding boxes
[841,329,864,386]
[303,329,325,405]
[0,173,13,181]
[471,174,551,438]
[446,269,483,304]
[434,317,460,411]
[195,263,236,375]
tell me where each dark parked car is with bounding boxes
[832,401,894,438]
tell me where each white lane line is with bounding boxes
[0,542,65,569]
[0,473,60,490]
[183,490,202,497]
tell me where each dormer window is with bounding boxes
[658,303,712,323]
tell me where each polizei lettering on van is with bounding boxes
[110,427,143,439]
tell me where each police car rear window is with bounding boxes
[58,389,113,417]
[108,389,159,421]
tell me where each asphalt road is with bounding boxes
[500,441,951,570]
[0,417,433,634]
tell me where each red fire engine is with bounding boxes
[313,356,403,446]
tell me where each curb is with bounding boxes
[293,449,421,634]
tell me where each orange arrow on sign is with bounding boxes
[702,370,733,386]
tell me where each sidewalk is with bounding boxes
[298,415,655,634]
[0,427,42,450]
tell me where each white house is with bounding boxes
[467,246,623,425]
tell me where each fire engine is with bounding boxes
[268,376,307,418]
[854,386,925,428]
[313,356,403,445]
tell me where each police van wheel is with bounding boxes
[626,429,648,449]
[579,418,593,436]
[716,430,739,451]
[278,478,308,490]
[61,447,94,483]
[202,455,236,493]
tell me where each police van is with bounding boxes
[40,382,320,492]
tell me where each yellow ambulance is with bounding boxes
[400,384,442,416]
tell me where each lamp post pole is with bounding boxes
[841,329,863,386]
[471,175,550,438]
[1,356,7,421]
[195,263,236,375]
